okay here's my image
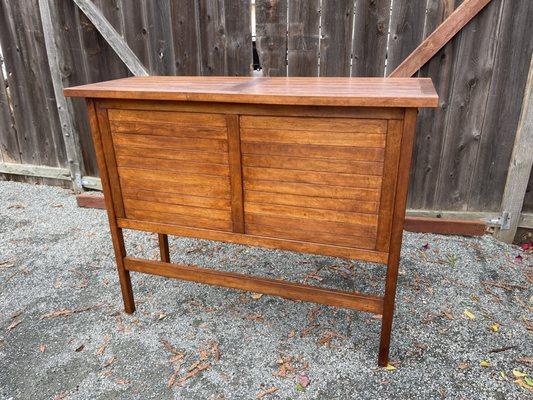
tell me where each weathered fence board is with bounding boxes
[319,0,355,77]
[385,0,427,75]
[434,0,502,210]
[171,0,201,75]
[468,0,533,211]
[408,0,458,210]
[255,0,287,77]
[287,0,320,76]
[351,0,391,77]
[0,0,532,224]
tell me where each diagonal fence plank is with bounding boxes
[71,0,149,76]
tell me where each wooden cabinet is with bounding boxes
[65,76,438,365]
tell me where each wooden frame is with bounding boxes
[68,77,437,366]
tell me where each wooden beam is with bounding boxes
[124,257,384,314]
[404,216,486,236]
[494,56,533,242]
[38,0,84,192]
[0,162,70,180]
[76,192,106,209]
[389,0,493,77]
[71,0,149,76]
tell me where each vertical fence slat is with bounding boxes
[171,0,201,75]
[224,0,252,76]
[351,0,391,77]
[255,0,288,77]
[319,0,355,77]
[143,0,176,75]
[385,0,427,75]
[39,0,84,191]
[288,0,320,76]
[468,0,533,211]
[0,65,19,163]
[121,0,151,72]
[198,0,226,75]
[434,0,502,210]
[407,0,458,209]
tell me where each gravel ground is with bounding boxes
[0,180,532,400]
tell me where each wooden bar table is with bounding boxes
[64,77,438,365]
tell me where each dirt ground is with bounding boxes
[1,181,532,399]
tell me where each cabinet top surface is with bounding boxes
[64,76,438,108]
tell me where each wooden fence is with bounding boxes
[0,0,532,240]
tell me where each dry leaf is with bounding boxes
[458,363,469,370]
[442,310,454,320]
[167,363,182,387]
[299,375,310,388]
[256,387,278,398]
[7,319,21,331]
[158,312,167,320]
[115,378,130,385]
[384,364,396,371]
[513,370,527,378]
[175,363,210,386]
[463,310,475,320]
[491,323,500,332]
[103,356,115,368]
[288,330,296,338]
[96,335,110,356]
[480,360,490,368]
[251,293,263,300]
[39,344,46,353]
[75,344,85,352]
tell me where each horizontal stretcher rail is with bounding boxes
[124,257,384,314]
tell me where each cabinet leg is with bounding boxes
[158,233,170,263]
[378,255,400,367]
[111,226,135,314]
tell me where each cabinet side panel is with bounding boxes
[375,117,404,252]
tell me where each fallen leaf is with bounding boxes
[500,371,507,379]
[384,364,396,371]
[167,363,182,387]
[256,387,278,398]
[421,242,430,251]
[7,319,21,331]
[103,356,115,368]
[513,370,527,378]
[8,203,26,209]
[463,310,475,320]
[0,261,14,269]
[299,375,310,388]
[515,254,523,263]
[524,376,533,387]
[288,330,296,338]
[443,310,454,320]
[75,344,84,352]
[491,323,500,332]
[295,383,305,392]
[480,360,490,368]
[458,363,469,370]
[251,293,263,300]
[158,312,167,320]
[175,363,210,386]
[39,344,46,353]
[115,378,130,385]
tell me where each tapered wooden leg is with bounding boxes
[110,226,135,314]
[378,253,401,366]
[158,233,170,263]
